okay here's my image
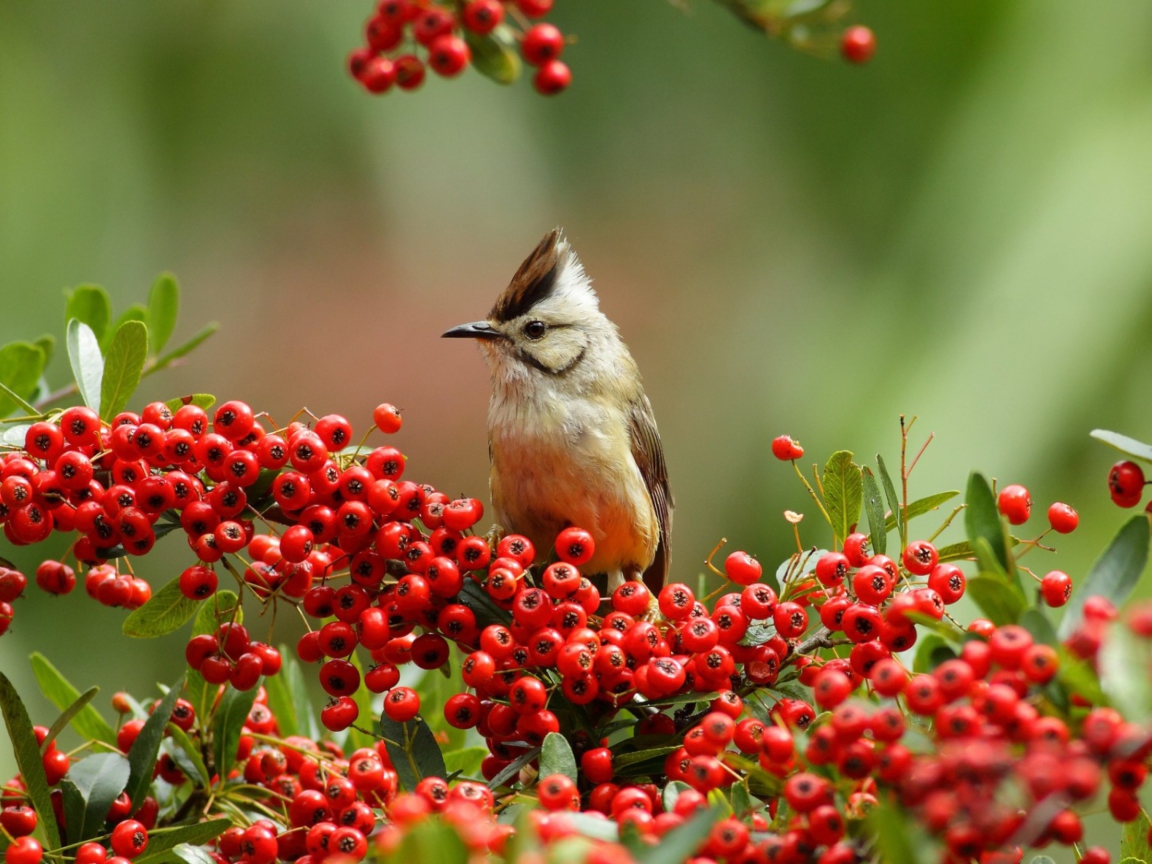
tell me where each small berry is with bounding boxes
[771,434,804,461]
[1041,570,1072,608]
[373,403,403,434]
[1109,461,1145,507]
[997,484,1032,525]
[533,60,571,96]
[840,26,876,64]
[1047,501,1079,533]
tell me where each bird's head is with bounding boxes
[443,228,616,380]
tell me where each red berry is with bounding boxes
[395,55,426,90]
[1040,570,1072,607]
[383,686,420,722]
[533,60,571,96]
[1047,501,1079,533]
[462,0,503,34]
[320,697,359,732]
[840,26,876,64]
[723,551,762,586]
[771,434,804,461]
[1109,461,1145,507]
[360,57,397,95]
[515,0,553,17]
[4,837,43,864]
[428,35,471,77]
[901,540,937,576]
[521,24,564,66]
[373,403,403,434]
[110,820,148,859]
[997,484,1031,524]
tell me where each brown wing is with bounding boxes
[629,396,672,593]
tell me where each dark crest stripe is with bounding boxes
[490,228,568,323]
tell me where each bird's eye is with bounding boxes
[523,321,547,340]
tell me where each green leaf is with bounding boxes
[539,732,578,784]
[1,424,32,447]
[165,722,210,786]
[633,806,719,864]
[486,745,540,790]
[186,591,241,720]
[730,782,754,817]
[662,780,692,813]
[390,819,469,864]
[861,467,887,556]
[611,744,681,770]
[34,335,55,369]
[883,491,960,532]
[936,540,973,562]
[60,752,131,842]
[212,684,259,776]
[465,25,521,85]
[442,747,487,779]
[964,473,1016,583]
[65,285,112,342]
[122,578,200,638]
[1058,514,1151,639]
[165,393,216,413]
[262,648,299,739]
[1101,624,1152,723]
[1055,647,1107,707]
[146,322,219,377]
[147,273,180,355]
[40,686,99,755]
[0,342,46,418]
[0,670,62,849]
[105,304,148,353]
[458,579,512,628]
[1019,608,1058,646]
[126,675,185,811]
[822,450,862,545]
[1092,429,1152,464]
[966,572,1026,626]
[134,820,230,864]
[381,715,447,792]
[1122,812,1152,862]
[173,843,222,864]
[563,812,619,842]
[1030,857,1056,864]
[865,799,923,864]
[876,454,902,540]
[30,653,117,747]
[100,320,148,421]
[913,634,956,674]
[67,319,104,412]
[346,651,374,752]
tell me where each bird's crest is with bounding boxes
[490,228,578,323]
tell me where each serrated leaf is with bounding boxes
[65,285,112,341]
[1092,429,1152,464]
[633,806,719,864]
[134,820,230,864]
[1101,625,1152,723]
[30,653,117,747]
[539,732,578,784]
[862,467,887,556]
[126,675,185,811]
[147,273,180,355]
[165,723,210,786]
[123,578,200,638]
[165,394,216,412]
[382,715,447,792]
[876,454,902,540]
[964,473,1016,585]
[822,451,862,545]
[100,320,148,421]
[61,752,131,841]
[67,319,104,412]
[1122,812,1152,862]
[0,342,46,418]
[0,670,62,848]
[966,572,1026,626]
[212,684,258,776]
[465,26,521,85]
[146,322,219,377]
[442,746,487,779]
[883,491,959,532]
[1058,514,1151,639]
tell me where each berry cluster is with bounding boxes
[347,0,571,97]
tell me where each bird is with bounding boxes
[442,228,671,594]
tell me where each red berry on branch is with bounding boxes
[395,55,426,91]
[522,24,564,66]
[723,551,762,586]
[771,434,804,461]
[1041,570,1072,607]
[373,403,403,434]
[997,484,1032,524]
[1109,461,1145,507]
[1047,501,1079,533]
[515,0,553,18]
[840,26,876,64]
[462,0,503,35]
[428,35,471,78]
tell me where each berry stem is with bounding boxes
[927,504,965,543]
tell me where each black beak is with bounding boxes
[442,321,503,341]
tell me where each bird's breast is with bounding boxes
[487,394,658,574]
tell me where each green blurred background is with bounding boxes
[2,0,1152,853]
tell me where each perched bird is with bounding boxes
[442,228,672,592]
